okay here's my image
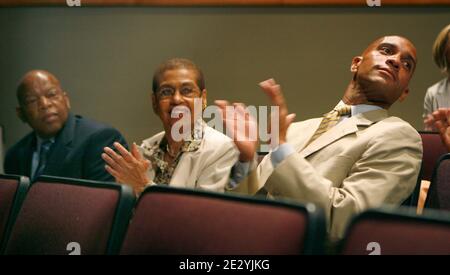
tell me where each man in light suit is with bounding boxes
[4,70,128,182]
[218,35,423,241]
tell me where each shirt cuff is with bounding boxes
[228,160,251,189]
[271,143,296,168]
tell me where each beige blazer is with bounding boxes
[141,126,239,192]
[233,109,422,240]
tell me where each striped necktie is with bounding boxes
[306,103,352,146]
[32,140,53,182]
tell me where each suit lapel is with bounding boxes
[44,113,76,175]
[20,134,35,177]
[300,109,388,158]
[290,119,322,152]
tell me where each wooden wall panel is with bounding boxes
[1,0,449,7]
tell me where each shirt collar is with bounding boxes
[337,100,383,117]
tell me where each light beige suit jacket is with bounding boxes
[141,126,239,192]
[233,109,422,240]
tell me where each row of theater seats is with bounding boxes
[1,173,450,255]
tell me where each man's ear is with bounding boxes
[63,91,71,109]
[398,88,410,102]
[16,106,27,123]
[151,93,157,113]
[351,56,363,73]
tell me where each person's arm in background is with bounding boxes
[433,108,450,151]
[423,89,435,131]
[216,79,296,194]
[215,100,259,193]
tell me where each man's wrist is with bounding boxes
[239,152,254,162]
[271,142,295,168]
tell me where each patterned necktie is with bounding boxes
[33,140,53,181]
[306,103,352,146]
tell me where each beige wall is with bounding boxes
[1,7,449,151]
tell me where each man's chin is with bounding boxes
[36,126,62,138]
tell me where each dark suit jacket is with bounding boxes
[4,113,128,182]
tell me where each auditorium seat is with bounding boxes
[425,153,450,211]
[120,185,326,255]
[0,174,30,252]
[339,207,450,255]
[403,131,448,207]
[2,175,134,255]
[419,131,448,181]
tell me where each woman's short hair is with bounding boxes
[152,58,205,93]
[432,24,450,73]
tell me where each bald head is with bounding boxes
[15,70,71,138]
[344,35,418,109]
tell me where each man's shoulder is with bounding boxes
[4,132,34,167]
[73,114,122,136]
[378,115,416,130]
[371,116,421,141]
[6,132,34,155]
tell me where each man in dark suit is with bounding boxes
[4,70,128,182]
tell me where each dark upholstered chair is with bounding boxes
[419,131,448,182]
[3,176,134,255]
[425,153,450,211]
[339,207,450,255]
[403,131,448,207]
[120,185,326,255]
[0,174,30,252]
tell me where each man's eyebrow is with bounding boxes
[378,42,395,49]
[379,42,417,66]
[158,83,173,88]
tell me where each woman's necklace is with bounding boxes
[166,143,179,158]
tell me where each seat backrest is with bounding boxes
[403,131,448,207]
[0,174,30,251]
[425,153,450,211]
[339,207,450,255]
[0,125,4,174]
[419,131,448,181]
[120,185,325,255]
[3,175,134,255]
